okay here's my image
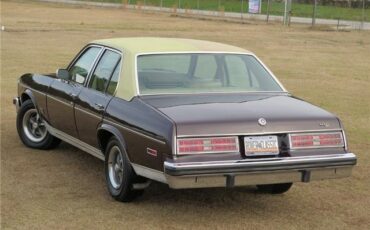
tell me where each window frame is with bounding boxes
[87,48,122,95]
[135,52,288,96]
[67,44,123,95]
[66,45,103,85]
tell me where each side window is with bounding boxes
[89,50,121,93]
[106,63,120,95]
[69,47,101,84]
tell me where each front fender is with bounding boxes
[18,73,55,122]
[21,88,37,108]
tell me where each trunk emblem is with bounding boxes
[319,122,330,127]
[258,118,267,126]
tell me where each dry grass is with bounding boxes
[1,0,370,229]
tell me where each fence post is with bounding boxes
[179,0,181,9]
[160,0,163,9]
[288,0,292,26]
[284,0,287,25]
[266,0,271,23]
[362,0,365,30]
[241,0,244,20]
[337,18,340,31]
[312,0,317,27]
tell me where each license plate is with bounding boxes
[244,136,279,156]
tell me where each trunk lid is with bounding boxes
[140,93,341,136]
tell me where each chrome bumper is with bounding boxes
[164,153,356,189]
[13,97,21,113]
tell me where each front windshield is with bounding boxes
[137,53,284,95]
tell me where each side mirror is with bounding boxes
[56,69,70,80]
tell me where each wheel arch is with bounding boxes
[97,123,128,158]
[20,89,37,108]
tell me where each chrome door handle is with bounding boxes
[94,103,105,111]
[69,92,77,98]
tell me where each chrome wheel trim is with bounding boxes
[22,109,47,143]
[108,146,124,189]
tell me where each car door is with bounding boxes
[74,48,122,148]
[47,46,102,137]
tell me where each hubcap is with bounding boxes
[108,146,124,189]
[22,109,47,142]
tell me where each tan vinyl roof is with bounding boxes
[93,37,252,55]
[90,37,254,100]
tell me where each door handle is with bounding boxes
[94,103,105,111]
[69,92,77,98]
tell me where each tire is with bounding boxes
[104,137,144,202]
[257,183,293,194]
[16,99,61,149]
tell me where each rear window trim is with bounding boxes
[135,52,288,96]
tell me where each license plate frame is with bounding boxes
[244,135,279,156]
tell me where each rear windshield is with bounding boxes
[137,53,283,95]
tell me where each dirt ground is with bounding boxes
[1,0,370,229]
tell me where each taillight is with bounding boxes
[177,136,239,155]
[289,132,344,149]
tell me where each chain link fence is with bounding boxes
[83,0,370,28]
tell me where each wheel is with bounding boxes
[16,99,61,149]
[256,183,293,194]
[105,137,144,202]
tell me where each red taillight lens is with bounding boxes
[177,136,239,155]
[289,132,344,149]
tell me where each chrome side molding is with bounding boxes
[45,122,167,183]
[45,122,105,161]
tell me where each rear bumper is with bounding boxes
[164,153,356,189]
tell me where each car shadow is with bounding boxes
[43,142,296,215]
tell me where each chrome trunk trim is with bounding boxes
[176,129,344,138]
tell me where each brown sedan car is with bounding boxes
[14,38,356,202]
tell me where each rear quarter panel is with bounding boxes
[104,97,175,171]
